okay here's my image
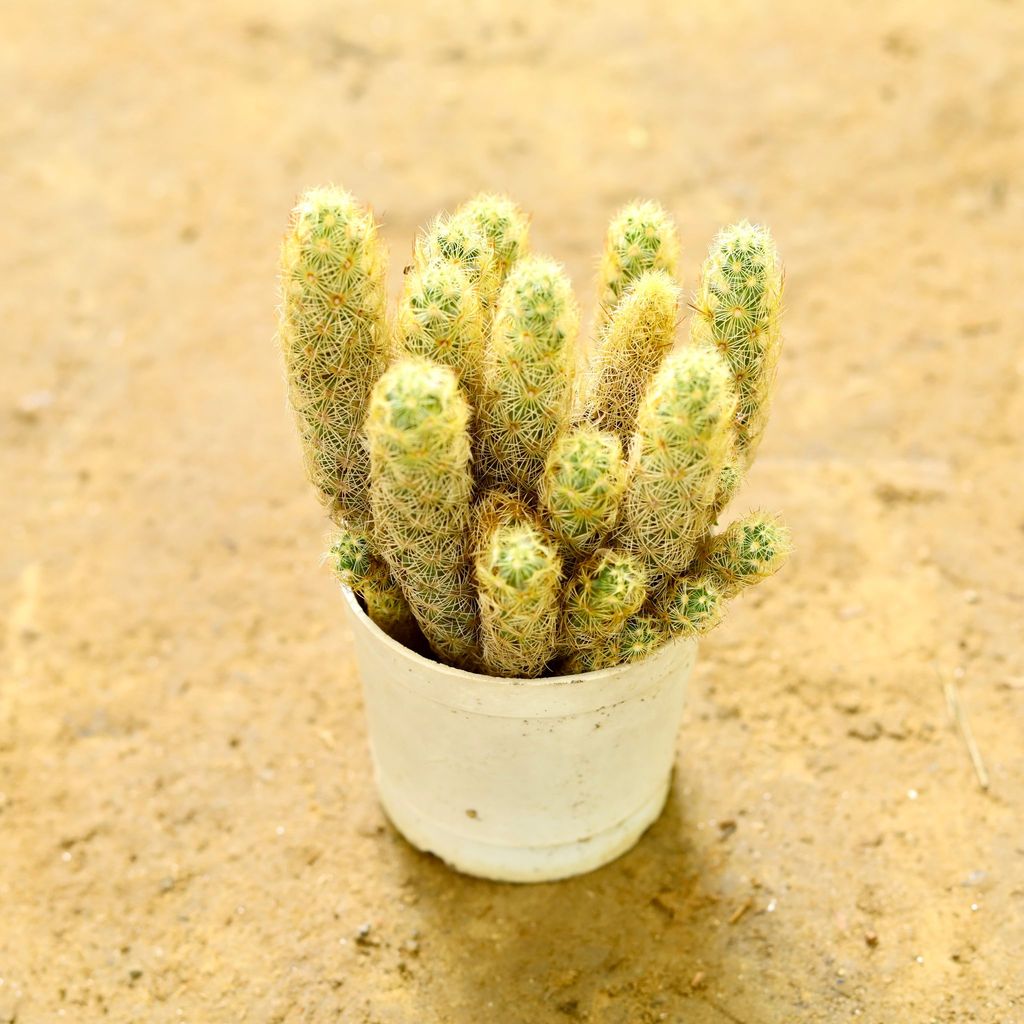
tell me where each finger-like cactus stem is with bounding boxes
[476,518,562,677]
[620,346,738,572]
[596,201,680,330]
[702,511,792,598]
[415,214,501,311]
[689,222,783,466]
[583,270,681,441]
[329,526,418,644]
[540,427,627,558]
[453,193,530,282]
[395,260,485,396]
[366,358,481,669]
[563,610,669,673]
[658,573,726,637]
[279,186,389,526]
[561,549,647,651]
[478,256,580,492]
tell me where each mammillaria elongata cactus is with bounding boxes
[539,426,627,559]
[477,256,580,492]
[279,187,389,526]
[689,221,783,466]
[365,358,481,670]
[277,186,790,678]
[619,346,738,573]
[476,518,562,677]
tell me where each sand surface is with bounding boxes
[2,2,1023,1021]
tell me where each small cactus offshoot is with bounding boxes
[279,186,389,526]
[702,511,792,598]
[690,222,783,465]
[477,256,580,492]
[365,358,481,670]
[476,518,562,678]
[583,270,681,441]
[539,426,627,559]
[278,188,790,677]
[596,201,681,329]
[619,346,738,573]
[329,526,417,645]
[561,549,647,651]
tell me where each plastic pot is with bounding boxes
[341,588,697,883]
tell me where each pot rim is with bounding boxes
[340,585,691,688]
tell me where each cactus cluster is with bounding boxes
[278,187,791,678]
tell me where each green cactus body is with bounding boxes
[563,609,668,673]
[689,221,783,466]
[476,518,562,677]
[415,214,501,311]
[620,346,737,573]
[561,548,647,651]
[329,526,417,644]
[478,256,580,492]
[583,270,681,441]
[596,201,680,330]
[702,511,792,599]
[658,573,726,637]
[453,193,530,282]
[366,358,481,669]
[395,260,485,397]
[539,427,627,558]
[279,186,390,526]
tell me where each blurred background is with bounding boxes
[2,2,1022,1021]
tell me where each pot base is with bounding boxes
[377,771,672,883]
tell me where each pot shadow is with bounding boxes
[385,773,769,1023]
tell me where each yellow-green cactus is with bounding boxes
[689,222,783,466]
[476,518,562,677]
[596,201,680,330]
[619,346,737,572]
[478,256,580,492]
[328,526,417,644]
[702,510,792,598]
[539,427,627,558]
[365,358,481,669]
[560,548,647,651]
[453,193,530,282]
[582,270,681,441]
[415,213,501,311]
[279,186,389,526]
[658,573,726,637]
[564,610,669,673]
[395,260,485,396]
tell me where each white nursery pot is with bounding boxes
[341,588,698,883]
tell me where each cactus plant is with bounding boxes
[582,270,681,441]
[689,222,783,466]
[415,213,502,311]
[476,517,562,677]
[595,201,680,330]
[560,548,647,651]
[279,186,389,526]
[539,426,627,559]
[395,260,485,395]
[365,357,481,669]
[477,256,580,492]
[702,511,792,598]
[329,525,417,644]
[564,609,669,674]
[619,346,738,573]
[278,188,790,678]
[658,573,726,637]
[453,193,530,283]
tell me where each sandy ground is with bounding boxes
[2,1,1023,1021]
